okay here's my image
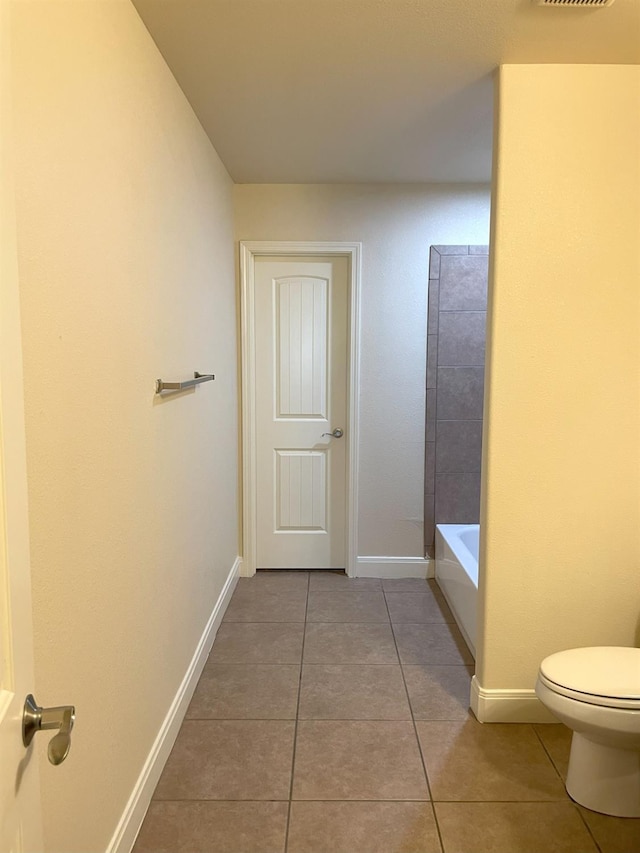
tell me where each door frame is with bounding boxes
[239,241,361,577]
[0,0,44,843]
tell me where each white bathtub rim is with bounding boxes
[436,523,478,587]
[435,524,478,660]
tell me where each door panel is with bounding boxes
[276,277,328,419]
[276,450,327,531]
[255,257,347,569]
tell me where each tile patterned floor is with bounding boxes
[133,572,640,853]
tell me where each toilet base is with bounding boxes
[567,732,640,817]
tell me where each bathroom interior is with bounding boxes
[4,2,640,852]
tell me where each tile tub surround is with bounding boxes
[131,571,635,853]
[425,245,488,557]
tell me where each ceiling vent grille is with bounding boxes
[535,0,615,6]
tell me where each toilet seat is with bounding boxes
[539,646,640,711]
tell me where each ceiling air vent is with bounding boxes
[535,0,615,6]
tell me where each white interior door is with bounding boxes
[0,2,43,847]
[254,256,348,569]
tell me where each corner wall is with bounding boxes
[425,245,488,555]
[11,2,238,850]
[234,184,491,563]
[476,65,640,718]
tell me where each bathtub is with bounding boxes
[435,524,479,659]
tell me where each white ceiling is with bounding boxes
[132,0,640,183]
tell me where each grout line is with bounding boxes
[149,796,582,804]
[284,571,310,852]
[532,727,605,853]
[573,803,604,853]
[205,661,473,666]
[433,471,482,476]
[223,619,459,625]
[436,364,485,369]
[531,726,566,782]
[208,661,302,665]
[382,591,447,853]
[203,663,403,669]
[184,716,475,723]
[211,662,435,667]
[223,621,389,625]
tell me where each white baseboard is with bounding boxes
[106,557,241,853]
[470,675,558,723]
[355,556,432,579]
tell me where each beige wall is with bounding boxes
[234,184,491,560]
[11,2,238,850]
[478,65,640,698]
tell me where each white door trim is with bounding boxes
[240,241,361,578]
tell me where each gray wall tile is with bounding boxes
[437,311,486,367]
[427,281,439,334]
[425,441,436,489]
[433,245,469,255]
[426,389,436,421]
[436,368,484,420]
[436,421,483,473]
[429,248,441,279]
[424,494,435,557]
[435,474,481,524]
[426,244,488,539]
[426,418,435,443]
[426,335,438,389]
[439,256,488,311]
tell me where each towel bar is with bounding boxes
[155,372,215,394]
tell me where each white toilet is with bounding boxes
[536,646,640,818]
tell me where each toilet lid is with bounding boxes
[540,647,640,709]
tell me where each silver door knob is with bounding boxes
[23,694,75,765]
[322,427,344,438]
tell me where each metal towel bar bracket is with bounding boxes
[155,372,215,394]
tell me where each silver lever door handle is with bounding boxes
[23,694,76,765]
[322,427,344,439]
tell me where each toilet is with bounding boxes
[535,646,640,818]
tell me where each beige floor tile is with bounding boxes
[403,665,473,720]
[237,570,309,596]
[307,591,389,622]
[293,720,429,800]
[209,622,304,663]
[435,802,598,853]
[133,801,288,853]
[288,802,442,853]
[153,720,295,800]
[416,719,567,801]
[393,623,473,665]
[299,665,411,720]
[309,573,383,590]
[534,723,572,780]
[186,664,300,719]
[579,806,640,853]
[382,578,431,592]
[224,588,307,621]
[303,623,399,664]
[385,592,453,623]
